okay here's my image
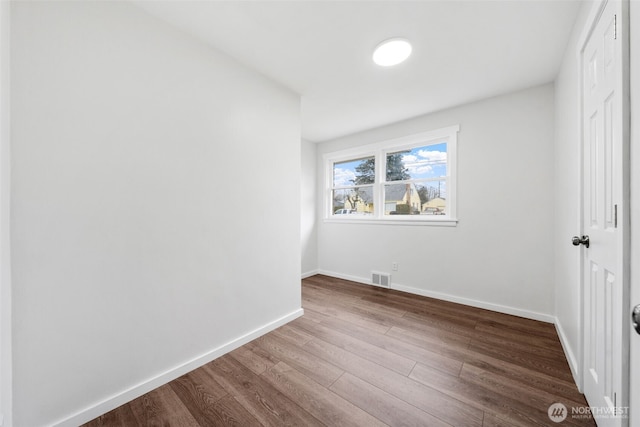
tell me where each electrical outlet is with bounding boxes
[392,262,398,271]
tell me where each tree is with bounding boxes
[352,152,410,185]
[345,188,373,211]
[383,151,412,215]
[353,158,375,185]
[417,185,430,204]
[345,191,361,210]
[386,152,410,181]
[417,183,444,204]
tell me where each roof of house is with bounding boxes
[385,183,420,203]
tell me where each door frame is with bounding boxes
[577,0,631,421]
[628,1,639,423]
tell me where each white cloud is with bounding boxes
[402,153,435,176]
[417,149,447,162]
[333,167,356,187]
[410,165,434,175]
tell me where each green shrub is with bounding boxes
[395,204,411,214]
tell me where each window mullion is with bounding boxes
[375,149,385,219]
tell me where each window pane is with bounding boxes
[332,187,374,215]
[417,181,447,215]
[333,156,375,187]
[386,142,447,181]
[384,183,421,215]
[384,181,447,215]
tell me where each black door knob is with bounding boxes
[571,235,590,248]
[633,305,640,335]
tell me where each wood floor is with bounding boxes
[84,275,595,426]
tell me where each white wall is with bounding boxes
[301,139,318,277]
[553,1,592,386]
[0,1,10,425]
[316,84,556,320]
[10,2,301,426]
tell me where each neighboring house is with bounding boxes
[340,188,374,214]
[384,183,422,214]
[343,195,374,214]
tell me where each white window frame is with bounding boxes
[324,125,459,226]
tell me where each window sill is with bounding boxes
[323,217,458,227]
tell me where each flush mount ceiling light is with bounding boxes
[372,38,412,67]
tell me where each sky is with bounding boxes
[333,142,447,187]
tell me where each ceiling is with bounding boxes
[134,0,583,142]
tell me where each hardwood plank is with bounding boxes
[385,325,471,357]
[302,297,392,334]
[228,341,279,376]
[483,412,520,427]
[300,306,328,323]
[356,283,555,343]
[475,315,560,341]
[286,316,416,376]
[304,282,408,319]
[206,395,263,427]
[388,325,585,403]
[459,364,594,427]
[171,368,228,402]
[401,304,479,329]
[472,325,566,360]
[330,372,453,427]
[388,319,473,349]
[303,336,484,426]
[304,275,387,299]
[206,355,324,427]
[253,331,344,387]
[474,319,563,349]
[128,384,199,426]
[410,362,560,427]
[292,312,462,377]
[360,288,488,319]
[461,362,587,408]
[262,362,387,427]
[274,323,315,345]
[463,354,586,406]
[398,311,478,339]
[168,369,234,426]
[82,403,139,427]
[468,338,574,383]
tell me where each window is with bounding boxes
[325,125,458,225]
[332,157,375,216]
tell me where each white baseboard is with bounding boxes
[392,283,555,323]
[317,270,555,323]
[52,308,304,427]
[555,317,582,391]
[301,269,319,279]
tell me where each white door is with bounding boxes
[580,1,628,426]
[629,1,640,424]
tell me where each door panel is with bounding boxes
[581,1,626,426]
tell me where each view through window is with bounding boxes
[327,126,458,223]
